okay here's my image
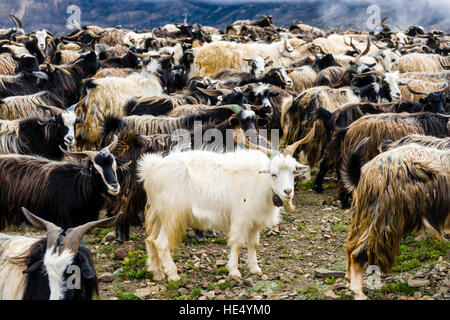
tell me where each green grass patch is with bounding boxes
[331,223,347,233]
[297,223,306,231]
[393,235,450,272]
[302,285,320,300]
[121,249,151,280]
[214,237,227,244]
[218,281,230,290]
[217,267,229,275]
[325,277,335,285]
[378,281,419,296]
[191,287,203,298]
[117,291,140,300]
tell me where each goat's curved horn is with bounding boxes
[352,70,384,78]
[437,113,450,118]
[370,40,387,50]
[21,207,62,250]
[36,105,64,115]
[234,128,277,158]
[197,87,232,97]
[64,29,84,40]
[208,104,243,114]
[130,51,160,59]
[283,122,316,157]
[105,135,118,152]
[10,15,23,30]
[59,146,97,160]
[331,67,356,88]
[264,56,270,61]
[359,38,371,56]
[62,214,121,253]
[406,82,429,95]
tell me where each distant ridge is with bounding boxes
[0,0,448,34]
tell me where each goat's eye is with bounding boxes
[272,173,277,177]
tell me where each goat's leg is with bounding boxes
[247,229,262,276]
[145,237,165,281]
[153,227,180,282]
[349,250,367,300]
[314,159,329,193]
[227,223,244,280]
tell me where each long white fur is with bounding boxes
[0,235,40,300]
[137,149,308,281]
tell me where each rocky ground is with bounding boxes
[10,178,450,300]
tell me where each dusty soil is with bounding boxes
[9,181,450,300]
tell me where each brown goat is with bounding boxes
[342,143,449,300]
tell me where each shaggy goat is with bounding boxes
[0,105,83,160]
[136,136,310,281]
[0,136,123,230]
[342,143,449,300]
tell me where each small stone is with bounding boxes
[177,288,189,296]
[98,272,114,282]
[215,259,227,266]
[413,291,422,299]
[102,231,116,243]
[135,288,151,299]
[115,242,133,260]
[323,234,331,240]
[323,290,340,300]
[253,295,263,300]
[314,268,346,279]
[414,272,425,278]
[204,290,215,300]
[198,296,207,300]
[407,278,430,288]
[244,277,254,286]
[261,274,269,280]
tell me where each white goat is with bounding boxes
[137,137,310,281]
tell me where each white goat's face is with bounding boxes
[35,30,48,51]
[259,155,309,206]
[378,49,400,71]
[280,39,296,58]
[250,57,266,77]
[59,111,82,147]
[382,72,402,102]
[43,246,75,300]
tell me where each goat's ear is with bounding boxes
[23,260,44,274]
[258,168,271,174]
[286,68,295,74]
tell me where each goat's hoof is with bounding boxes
[228,271,241,281]
[250,267,262,276]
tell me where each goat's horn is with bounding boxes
[234,128,277,158]
[36,105,63,115]
[105,135,118,152]
[21,207,62,250]
[10,15,23,29]
[283,122,316,157]
[359,38,371,57]
[64,29,84,40]
[59,146,97,160]
[62,214,121,253]
[352,70,384,77]
[406,82,429,95]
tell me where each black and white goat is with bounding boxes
[0,208,120,300]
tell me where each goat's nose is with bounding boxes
[284,188,292,196]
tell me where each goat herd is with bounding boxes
[0,14,448,300]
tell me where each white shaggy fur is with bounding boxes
[137,149,309,281]
[0,235,40,300]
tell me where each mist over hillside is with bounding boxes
[0,0,448,33]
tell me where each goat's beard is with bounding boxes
[283,199,295,211]
[273,194,295,211]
